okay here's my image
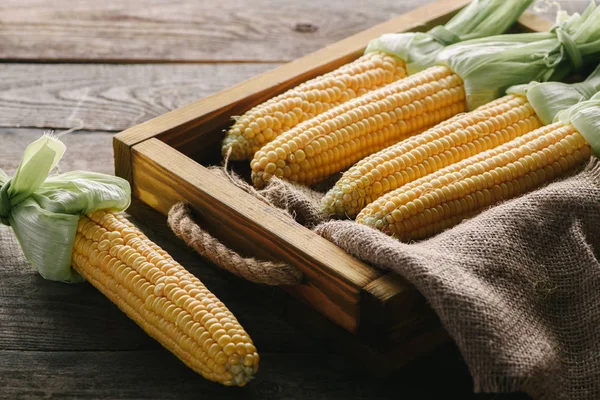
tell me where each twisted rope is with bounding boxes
[167,202,303,286]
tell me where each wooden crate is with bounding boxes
[114,0,551,372]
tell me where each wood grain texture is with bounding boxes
[0,347,531,399]
[0,0,436,62]
[0,128,115,174]
[0,63,278,131]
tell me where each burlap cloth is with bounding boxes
[191,160,600,399]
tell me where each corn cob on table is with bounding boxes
[73,210,259,386]
[0,136,259,387]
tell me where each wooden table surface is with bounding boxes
[0,1,582,398]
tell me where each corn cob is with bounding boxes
[251,66,466,188]
[71,210,259,387]
[322,94,542,217]
[223,52,407,160]
[356,121,591,240]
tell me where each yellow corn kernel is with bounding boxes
[251,65,466,189]
[323,94,542,218]
[223,51,407,160]
[357,122,590,240]
[71,211,259,387]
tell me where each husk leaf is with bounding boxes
[555,92,600,157]
[437,1,600,110]
[365,0,533,74]
[507,63,600,125]
[0,135,131,282]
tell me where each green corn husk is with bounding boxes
[556,91,600,157]
[365,0,533,74]
[436,1,600,111]
[507,63,600,125]
[0,135,130,282]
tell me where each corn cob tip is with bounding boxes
[222,133,251,161]
[225,357,259,386]
[250,170,267,189]
[356,209,392,235]
[321,183,364,219]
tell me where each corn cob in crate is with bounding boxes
[0,136,258,387]
[322,66,600,218]
[251,4,600,189]
[223,0,533,160]
[357,93,600,240]
[251,66,466,187]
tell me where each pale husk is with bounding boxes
[507,64,600,125]
[437,2,600,110]
[556,91,600,157]
[0,136,130,282]
[365,0,533,74]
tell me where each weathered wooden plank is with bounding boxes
[0,292,157,351]
[0,351,395,399]
[0,5,569,133]
[0,259,316,354]
[0,0,436,62]
[0,64,277,131]
[0,347,531,399]
[2,0,578,65]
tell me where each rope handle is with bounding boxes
[167,202,303,286]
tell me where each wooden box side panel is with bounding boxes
[360,273,443,348]
[130,138,395,332]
